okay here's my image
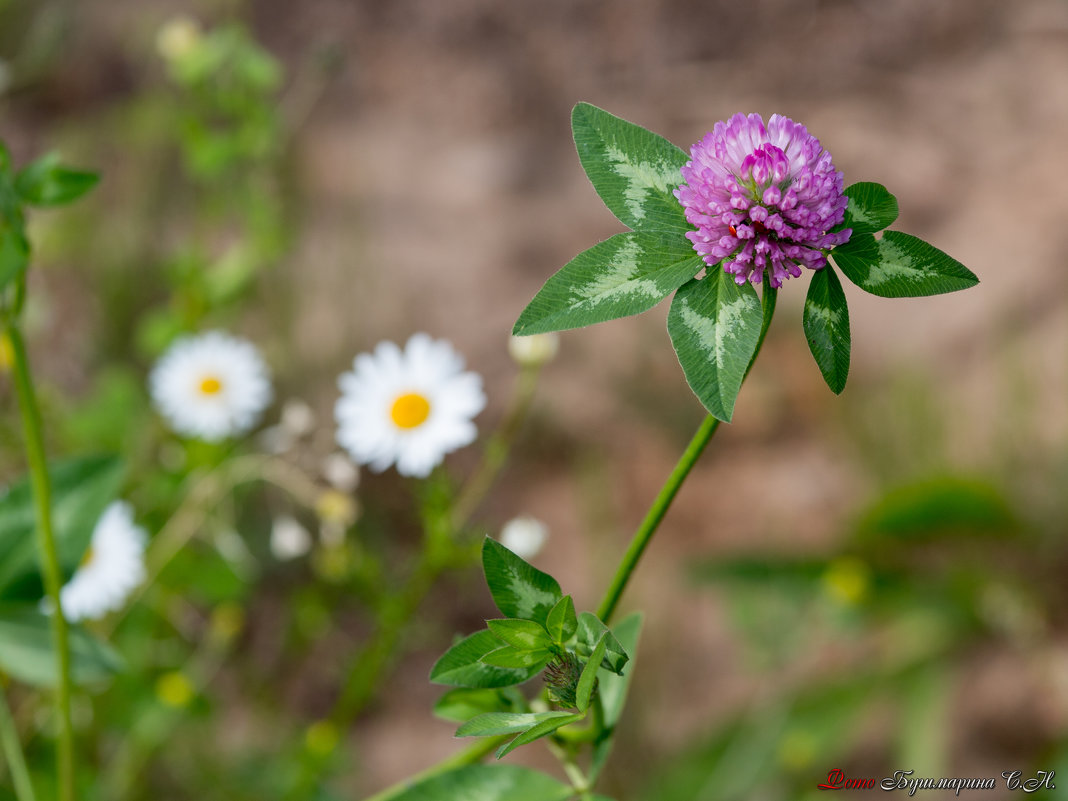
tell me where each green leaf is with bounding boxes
[513,231,701,335]
[577,612,628,675]
[832,231,978,298]
[429,630,543,688]
[803,265,851,394]
[481,538,562,625]
[433,687,525,723]
[0,606,123,687]
[486,619,553,651]
[590,614,643,782]
[572,102,690,232]
[545,595,578,644]
[0,456,124,601]
[480,646,553,670]
[853,476,1017,542]
[456,710,579,738]
[598,613,643,729]
[838,182,898,235]
[14,153,99,207]
[576,633,607,713]
[667,270,763,422]
[495,712,586,759]
[384,764,573,801]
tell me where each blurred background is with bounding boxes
[2,0,1067,798]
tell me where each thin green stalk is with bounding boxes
[329,365,541,726]
[595,414,721,624]
[0,688,36,801]
[5,324,74,801]
[596,284,776,624]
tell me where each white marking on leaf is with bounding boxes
[806,303,842,329]
[847,198,875,225]
[572,238,659,304]
[678,292,751,368]
[604,144,679,223]
[863,238,931,287]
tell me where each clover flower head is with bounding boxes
[334,333,486,478]
[676,113,851,288]
[150,331,272,442]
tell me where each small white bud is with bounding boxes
[270,516,312,561]
[508,333,559,367]
[499,517,548,560]
[321,452,360,492]
[280,399,316,438]
[156,16,202,62]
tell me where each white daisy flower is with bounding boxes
[334,333,486,478]
[59,501,147,622]
[150,331,272,442]
[499,516,548,560]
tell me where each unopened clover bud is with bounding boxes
[156,16,202,63]
[508,332,559,367]
[270,515,312,561]
[544,651,585,709]
[499,516,548,560]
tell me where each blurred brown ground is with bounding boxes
[8,0,1068,795]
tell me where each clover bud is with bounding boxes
[508,333,559,367]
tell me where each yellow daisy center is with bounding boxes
[390,392,431,429]
[80,547,95,568]
[199,376,223,395]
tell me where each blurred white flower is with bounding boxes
[321,452,360,492]
[270,516,312,561]
[335,333,486,478]
[150,331,272,442]
[281,399,316,438]
[508,333,559,367]
[58,502,147,622]
[258,400,316,454]
[499,516,548,560]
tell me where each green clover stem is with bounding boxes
[5,323,75,801]
[597,283,776,624]
[595,413,721,623]
[0,688,36,801]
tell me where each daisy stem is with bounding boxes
[0,688,36,801]
[299,365,543,800]
[4,323,75,801]
[596,283,777,625]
